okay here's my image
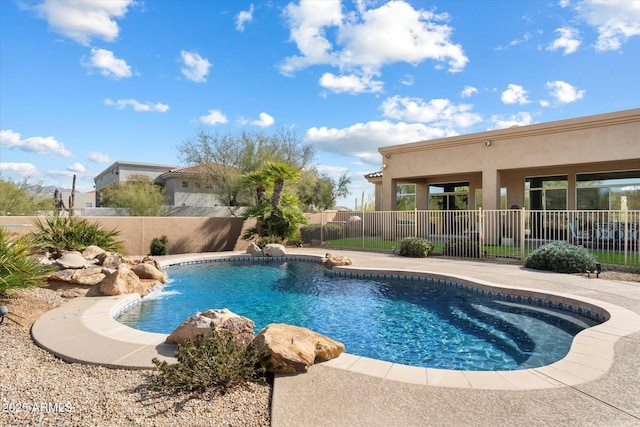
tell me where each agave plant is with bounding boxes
[28,215,124,254]
[0,227,54,296]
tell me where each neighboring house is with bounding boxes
[156,164,226,208]
[94,161,178,207]
[366,108,640,212]
[59,190,96,210]
[93,161,231,215]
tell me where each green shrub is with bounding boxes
[299,224,343,243]
[525,241,597,273]
[398,237,433,258]
[29,216,124,254]
[0,228,55,296]
[150,235,169,256]
[150,328,267,393]
[444,238,483,258]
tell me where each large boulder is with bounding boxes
[56,253,89,269]
[82,245,106,261]
[98,264,149,296]
[263,244,287,257]
[322,252,353,270]
[166,309,255,346]
[131,263,168,283]
[252,324,345,373]
[73,267,108,285]
[96,252,124,269]
[246,242,264,257]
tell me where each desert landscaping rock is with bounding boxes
[131,263,168,283]
[96,252,125,269]
[56,253,89,269]
[322,252,353,270]
[98,264,149,296]
[253,323,345,373]
[82,245,106,260]
[263,243,287,257]
[246,242,264,257]
[167,308,255,346]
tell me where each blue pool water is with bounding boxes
[116,260,599,371]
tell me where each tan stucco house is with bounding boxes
[366,108,640,213]
[93,161,229,215]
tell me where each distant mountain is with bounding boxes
[26,185,71,195]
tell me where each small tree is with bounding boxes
[0,177,53,215]
[297,170,351,212]
[99,174,166,216]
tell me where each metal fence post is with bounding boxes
[520,207,526,263]
[478,207,484,259]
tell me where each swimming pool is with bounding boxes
[116,258,601,371]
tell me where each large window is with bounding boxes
[525,176,567,210]
[577,171,640,210]
[396,184,416,210]
[475,188,507,209]
[429,182,469,210]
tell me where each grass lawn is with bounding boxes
[323,238,639,267]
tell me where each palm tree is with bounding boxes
[241,162,306,241]
[242,170,272,205]
[261,162,300,212]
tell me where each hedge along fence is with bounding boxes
[0,216,250,256]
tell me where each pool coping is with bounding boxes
[31,250,640,390]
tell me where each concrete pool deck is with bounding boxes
[32,249,640,426]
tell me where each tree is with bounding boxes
[99,174,167,216]
[242,162,307,242]
[297,170,351,212]
[177,128,314,209]
[0,177,52,215]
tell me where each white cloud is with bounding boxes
[461,86,478,98]
[501,84,530,105]
[30,0,134,45]
[400,74,414,86]
[316,164,351,181]
[180,50,212,83]
[0,129,72,157]
[490,112,534,129]
[305,120,455,166]
[251,112,275,128]
[496,32,533,50]
[88,152,111,163]
[67,163,86,173]
[281,1,468,91]
[547,27,581,55]
[546,80,586,103]
[199,110,228,125]
[575,0,640,51]
[0,162,40,178]
[104,99,169,112]
[380,96,482,128]
[83,48,132,79]
[236,4,254,31]
[319,72,384,94]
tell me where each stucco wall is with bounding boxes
[0,216,250,256]
[377,109,640,210]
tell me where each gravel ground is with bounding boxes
[0,287,271,427]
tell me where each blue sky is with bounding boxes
[1,0,639,207]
